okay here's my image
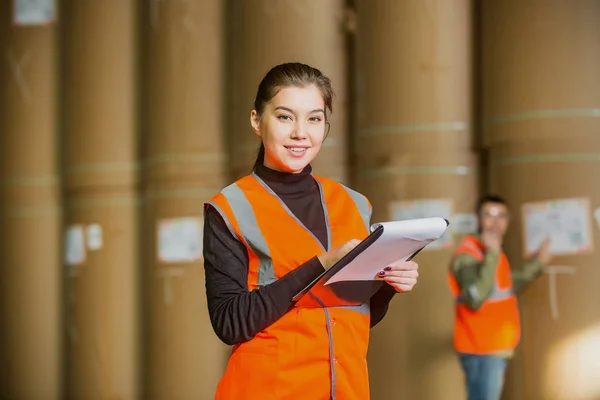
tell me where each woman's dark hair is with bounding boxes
[252,62,334,170]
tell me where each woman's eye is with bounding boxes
[309,116,322,123]
[277,115,292,121]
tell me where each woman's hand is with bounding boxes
[317,239,361,270]
[375,260,419,293]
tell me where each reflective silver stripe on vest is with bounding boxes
[456,284,514,304]
[339,185,370,232]
[332,303,370,315]
[205,201,239,243]
[324,307,336,399]
[488,287,514,301]
[315,179,333,250]
[253,172,331,251]
[221,183,277,286]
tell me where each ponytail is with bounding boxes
[252,143,265,171]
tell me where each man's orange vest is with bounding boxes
[447,235,521,355]
[207,172,373,400]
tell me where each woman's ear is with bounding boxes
[250,110,261,137]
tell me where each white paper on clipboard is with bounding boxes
[324,217,449,285]
[389,199,453,250]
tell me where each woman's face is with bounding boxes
[250,85,327,173]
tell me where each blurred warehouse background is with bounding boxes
[0,0,599,399]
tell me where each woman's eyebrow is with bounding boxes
[274,106,325,114]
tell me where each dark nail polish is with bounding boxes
[378,271,385,277]
[384,266,392,271]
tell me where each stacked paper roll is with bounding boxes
[62,1,140,398]
[227,0,348,183]
[0,3,61,398]
[482,2,600,399]
[481,0,600,148]
[141,1,229,398]
[355,1,475,399]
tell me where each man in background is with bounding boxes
[448,195,552,400]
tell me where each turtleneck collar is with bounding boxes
[254,164,316,196]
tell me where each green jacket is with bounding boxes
[450,235,544,357]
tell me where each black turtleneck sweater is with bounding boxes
[203,164,396,346]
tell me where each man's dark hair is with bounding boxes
[477,194,508,214]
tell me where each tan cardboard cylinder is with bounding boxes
[355,0,473,160]
[0,4,61,398]
[489,136,600,400]
[142,0,229,398]
[62,1,139,398]
[227,0,348,183]
[359,152,477,400]
[481,0,600,146]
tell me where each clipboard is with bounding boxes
[292,218,450,308]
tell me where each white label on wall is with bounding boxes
[522,198,593,257]
[13,0,56,25]
[64,225,86,266]
[86,224,103,251]
[158,217,203,263]
[452,213,478,234]
[389,198,453,250]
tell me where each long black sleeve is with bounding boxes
[203,205,325,345]
[369,285,397,327]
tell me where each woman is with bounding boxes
[203,62,419,400]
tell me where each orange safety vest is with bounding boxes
[447,235,521,355]
[206,172,373,400]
